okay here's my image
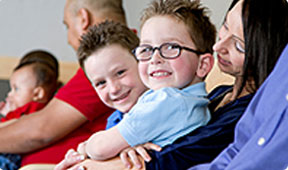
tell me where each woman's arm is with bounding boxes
[73,157,145,170]
[54,150,145,170]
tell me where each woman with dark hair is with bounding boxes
[188,0,288,169]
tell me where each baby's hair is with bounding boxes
[15,50,60,100]
[78,20,139,68]
[141,0,216,54]
[67,0,127,25]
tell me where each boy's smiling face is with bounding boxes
[84,44,147,113]
[138,15,201,90]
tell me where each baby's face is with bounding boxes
[84,44,147,113]
[138,15,200,90]
[7,65,37,109]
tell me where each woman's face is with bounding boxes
[213,1,245,77]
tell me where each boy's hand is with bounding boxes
[77,141,88,157]
[119,143,161,169]
[54,149,86,170]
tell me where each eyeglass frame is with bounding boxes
[132,42,205,62]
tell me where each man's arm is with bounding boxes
[0,98,87,153]
[0,118,17,128]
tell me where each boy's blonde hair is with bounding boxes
[141,0,216,54]
[78,21,139,68]
[67,0,127,25]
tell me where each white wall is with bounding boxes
[0,0,232,62]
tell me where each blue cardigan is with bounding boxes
[189,44,288,170]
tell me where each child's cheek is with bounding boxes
[138,63,148,79]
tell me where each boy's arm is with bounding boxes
[0,98,87,153]
[85,126,129,160]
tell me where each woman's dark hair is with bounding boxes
[228,0,240,11]
[241,0,288,92]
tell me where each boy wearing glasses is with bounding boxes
[72,0,216,162]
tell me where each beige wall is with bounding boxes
[0,0,234,90]
[0,0,232,61]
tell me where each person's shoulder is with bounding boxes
[144,84,207,100]
[208,85,233,100]
[146,87,182,100]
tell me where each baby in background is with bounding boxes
[0,50,60,170]
[0,50,60,123]
[75,0,215,162]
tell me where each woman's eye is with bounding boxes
[235,41,245,53]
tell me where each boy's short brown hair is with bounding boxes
[141,0,216,54]
[78,20,139,68]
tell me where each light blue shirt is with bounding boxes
[117,82,211,147]
[189,44,288,170]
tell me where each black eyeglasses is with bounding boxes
[133,43,204,61]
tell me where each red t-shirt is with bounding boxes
[21,68,114,166]
[1,101,46,122]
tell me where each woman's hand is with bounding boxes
[120,143,161,169]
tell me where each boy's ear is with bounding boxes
[32,86,45,102]
[78,8,91,31]
[196,53,214,78]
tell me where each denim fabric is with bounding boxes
[0,153,21,170]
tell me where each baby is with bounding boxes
[0,50,59,123]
